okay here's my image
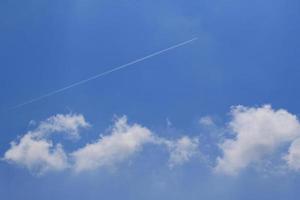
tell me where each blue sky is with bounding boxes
[1,0,300,199]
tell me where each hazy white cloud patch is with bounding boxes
[166,136,199,168]
[3,113,90,175]
[215,105,300,175]
[285,138,300,171]
[199,116,215,126]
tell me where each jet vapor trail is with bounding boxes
[10,37,198,110]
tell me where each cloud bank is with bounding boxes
[4,105,300,176]
[3,115,199,175]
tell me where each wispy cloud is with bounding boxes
[166,136,199,168]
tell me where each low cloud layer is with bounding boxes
[4,105,300,176]
[3,115,199,175]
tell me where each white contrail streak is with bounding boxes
[10,38,198,110]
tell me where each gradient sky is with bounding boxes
[1,0,300,199]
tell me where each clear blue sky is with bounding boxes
[1,0,300,199]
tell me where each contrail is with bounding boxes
[10,37,198,110]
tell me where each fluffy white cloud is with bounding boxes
[4,134,68,174]
[166,136,199,168]
[33,113,90,139]
[3,113,89,174]
[285,138,300,171]
[71,116,155,172]
[72,116,199,172]
[215,105,300,175]
[4,114,199,174]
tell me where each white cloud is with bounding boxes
[215,105,300,175]
[199,116,214,126]
[4,114,199,174]
[285,138,300,171]
[4,134,68,174]
[71,116,199,172]
[166,136,199,168]
[33,113,90,139]
[71,116,154,172]
[3,113,89,174]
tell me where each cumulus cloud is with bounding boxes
[71,116,154,172]
[166,136,199,168]
[285,138,300,171]
[72,116,199,172]
[3,114,200,174]
[4,134,68,174]
[215,105,300,175]
[6,105,300,176]
[3,113,89,174]
[33,113,90,139]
